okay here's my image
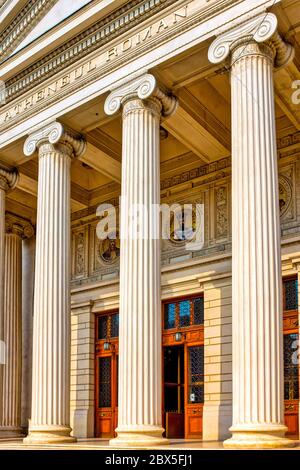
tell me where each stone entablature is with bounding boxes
[4,0,175,101]
[0,0,58,60]
[0,0,238,129]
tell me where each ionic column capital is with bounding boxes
[5,213,34,240]
[0,166,19,192]
[104,73,178,118]
[23,122,86,159]
[208,13,294,68]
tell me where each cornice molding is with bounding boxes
[0,0,59,60]
[4,0,174,102]
[2,0,240,105]
[208,12,294,68]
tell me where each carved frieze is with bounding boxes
[5,212,34,239]
[278,131,300,152]
[161,157,231,190]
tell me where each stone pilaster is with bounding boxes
[208,13,295,448]
[0,168,18,436]
[202,276,232,441]
[23,122,86,444]
[0,215,34,437]
[70,301,95,438]
[104,74,177,447]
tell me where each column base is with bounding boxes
[110,426,169,448]
[224,424,297,449]
[23,425,76,445]
[0,426,24,438]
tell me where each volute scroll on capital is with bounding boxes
[0,165,19,192]
[5,213,35,240]
[104,73,178,118]
[208,13,294,68]
[23,122,87,159]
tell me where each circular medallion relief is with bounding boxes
[163,206,201,246]
[279,176,293,218]
[98,233,120,264]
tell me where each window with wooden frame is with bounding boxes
[163,297,204,331]
[97,312,119,340]
[188,345,204,404]
[283,277,298,312]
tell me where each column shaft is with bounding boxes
[0,170,19,437]
[111,98,164,446]
[1,233,23,435]
[21,235,36,430]
[0,187,5,429]
[226,41,293,448]
[24,144,74,444]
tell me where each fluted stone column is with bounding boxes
[209,13,295,448]
[23,122,86,444]
[21,235,36,431]
[105,74,177,447]
[1,215,34,437]
[0,168,18,437]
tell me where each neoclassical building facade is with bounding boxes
[0,0,300,449]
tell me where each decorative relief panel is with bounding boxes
[89,221,120,282]
[215,185,228,239]
[98,236,120,265]
[72,226,89,280]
